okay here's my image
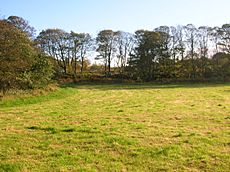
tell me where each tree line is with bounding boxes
[1,15,230,93]
[35,21,230,82]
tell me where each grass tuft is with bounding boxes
[0,163,21,172]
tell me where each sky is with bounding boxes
[0,0,230,36]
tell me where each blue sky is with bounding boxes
[1,0,230,35]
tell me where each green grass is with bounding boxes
[0,83,230,171]
[0,87,76,108]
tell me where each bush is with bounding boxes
[0,20,54,94]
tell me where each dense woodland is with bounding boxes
[1,15,230,93]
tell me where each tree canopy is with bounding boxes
[1,15,230,94]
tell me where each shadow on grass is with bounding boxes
[27,125,101,134]
[27,126,57,134]
[60,82,230,91]
[27,126,76,134]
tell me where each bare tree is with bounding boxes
[115,31,135,74]
[217,24,230,53]
[197,26,211,78]
[184,24,198,79]
[36,29,70,74]
[6,16,36,38]
[96,30,116,75]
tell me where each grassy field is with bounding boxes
[0,83,230,172]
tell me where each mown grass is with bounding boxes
[0,83,230,171]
